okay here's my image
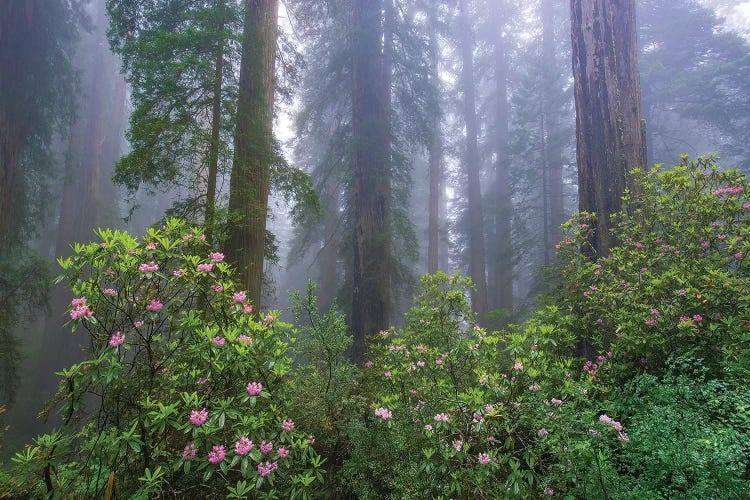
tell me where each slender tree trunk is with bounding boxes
[543,0,565,253]
[570,0,647,256]
[458,0,488,317]
[350,0,390,361]
[226,0,279,307]
[427,11,442,275]
[318,179,339,312]
[492,23,513,314]
[205,0,226,243]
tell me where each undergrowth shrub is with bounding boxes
[2,218,323,499]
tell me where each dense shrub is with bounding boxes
[2,219,323,499]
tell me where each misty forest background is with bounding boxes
[1,0,750,493]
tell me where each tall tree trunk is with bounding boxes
[0,1,34,258]
[543,0,565,254]
[350,0,390,361]
[458,0,488,317]
[205,0,226,243]
[427,10,442,275]
[570,0,647,256]
[226,0,279,308]
[318,179,339,312]
[491,20,513,314]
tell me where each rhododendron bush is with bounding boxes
[6,219,323,498]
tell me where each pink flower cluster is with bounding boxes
[477,452,490,465]
[211,336,225,346]
[197,263,213,272]
[70,297,93,320]
[182,443,197,460]
[102,288,118,296]
[599,414,629,442]
[374,407,392,420]
[238,334,253,345]
[138,261,159,273]
[190,408,208,426]
[434,413,450,422]
[235,437,253,455]
[208,444,226,464]
[281,419,295,431]
[246,381,263,396]
[109,331,125,348]
[209,252,224,262]
[711,186,743,196]
[257,460,278,477]
[277,446,289,458]
[232,291,247,303]
[260,440,273,454]
[146,299,163,312]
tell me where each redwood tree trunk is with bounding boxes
[491,21,513,314]
[226,0,279,308]
[205,0,226,243]
[458,0,488,317]
[350,0,391,361]
[570,0,647,256]
[427,11,442,275]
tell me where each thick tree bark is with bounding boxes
[226,0,278,308]
[205,0,226,243]
[543,0,565,255]
[427,11,442,275]
[491,23,513,314]
[350,0,391,361]
[570,0,647,256]
[458,0,488,317]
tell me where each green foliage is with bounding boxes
[1,219,322,498]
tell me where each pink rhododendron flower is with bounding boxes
[196,377,208,385]
[650,308,660,316]
[197,263,213,272]
[477,453,490,465]
[210,284,223,293]
[644,319,657,326]
[384,371,392,378]
[232,291,247,303]
[374,407,392,420]
[246,381,263,396]
[235,437,253,456]
[364,360,374,367]
[134,320,144,328]
[434,413,450,422]
[146,299,163,312]
[182,443,197,460]
[735,252,744,259]
[109,331,125,348]
[190,408,208,426]
[693,314,703,322]
[208,445,226,464]
[211,336,225,346]
[529,384,540,392]
[416,360,425,367]
[544,487,554,496]
[680,316,691,322]
[277,446,289,459]
[138,262,159,273]
[513,362,524,371]
[538,428,549,437]
[172,268,185,277]
[424,424,433,431]
[243,303,253,314]
[238,334,253,345]
[199,234,206,241]
[452,440,463,451]
[260,441,273,454]
[209,252,224,262]
[435,359,443,365]
[551,398,563,406]
[257,461,278,477]
[718,234,727,241]
[102,288,118,296]
[281,419,295,431]
[70,304,93,320]
[145,241,157,250]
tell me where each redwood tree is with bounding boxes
[350,0,391,360]
[226,0,279,308]
[570,0,647,256]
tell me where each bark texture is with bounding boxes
[570,0,647,256]
[427,11,442,275]
[226,0,279,308]
[458,0,488,317]
[350,0,391,361]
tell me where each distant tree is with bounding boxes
[426,5,444,275]
[457,0,488,317]
[570,0,647,256]
[225,0,279,309]
[0,0,85,257]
